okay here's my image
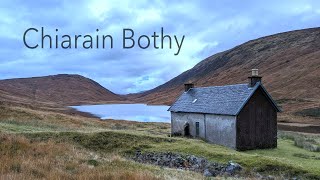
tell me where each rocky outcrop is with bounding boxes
[133,151,242,177]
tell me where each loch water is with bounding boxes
[71,104,170,123]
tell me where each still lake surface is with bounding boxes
[71,104,171,123]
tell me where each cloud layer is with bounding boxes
[1,0,319,93]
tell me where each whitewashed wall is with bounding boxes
[171,112,237,149]
[205,114,236,149]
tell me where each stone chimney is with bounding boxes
[248,69,262,87]
[184,82,194,92]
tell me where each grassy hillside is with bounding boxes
[129,27,320,126]
[0,74,126,106]
[0,105,320,179]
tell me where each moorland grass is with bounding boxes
[1,105,320,179]
[23,130,320,179]
[0,133,202,180]
[279,131,320,152]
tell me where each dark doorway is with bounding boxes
[184,123,190,136]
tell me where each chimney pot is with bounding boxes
[248,69,262,87]
[252,69,259,76]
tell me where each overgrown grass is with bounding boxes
[22,130,320,179]
[0,119,68,132]
[294,137,320,152]
[1,105,320,179]
[24,131,175,154]
[247,139,320,179]
[149,138,320,179]
[0,133,202,180]
[279,131,320,152]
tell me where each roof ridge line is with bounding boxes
[190,83,248,89]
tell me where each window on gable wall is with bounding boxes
[196,122,200,136]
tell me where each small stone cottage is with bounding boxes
[168,69,281,150]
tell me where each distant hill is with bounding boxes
[0,74,125,106]
[129,27,320,124]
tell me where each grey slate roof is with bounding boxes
[168,82,281,116]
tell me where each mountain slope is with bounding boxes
[131,27,320,123]
[0,74,124,106]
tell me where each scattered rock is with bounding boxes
[267,175,275,180]
[256,173,264,179]
[132,151,242,177]
[224,161,242,175]
[208,163,224,176]
[203,169,213,177]
[255,173,286,180]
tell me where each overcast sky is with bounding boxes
[1,0,319,94]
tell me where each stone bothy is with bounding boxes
[168,69,281,150]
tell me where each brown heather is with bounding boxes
[0,133,160,180]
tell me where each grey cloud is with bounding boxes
[0,0,319,93]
